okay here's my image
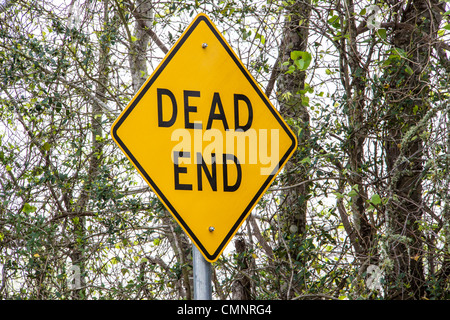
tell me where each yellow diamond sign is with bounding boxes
[111,13,297,262]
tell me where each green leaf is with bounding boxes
[370,194,382,205]
[348,189,358,197]
[300,157,311,164]
[377,28,387,40]
[333,192,345,199]
[294,58,305,70]
[140,257,149,264]
[404,65,413,75]
[23,203,36,214]
[256,32,266,45]
[301,95,310,106]
[327,15,340,28]
[290,51,312,71]
[43,142,51,151]
[290,50,303,61]
[284,65,295,74]
[328,15,339,24]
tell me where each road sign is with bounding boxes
[111,13,297,262]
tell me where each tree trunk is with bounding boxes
[128,0,152,92]
[383,0,444,299]
[342,0,378,273]
[232,238,252,300]
[276,0,311,299]
[126,0,193,299]
[69,0,112,299]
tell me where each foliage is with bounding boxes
[1,0,450,300]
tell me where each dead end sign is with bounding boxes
[111,13,297,262]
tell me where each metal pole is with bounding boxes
[193,245,212,300]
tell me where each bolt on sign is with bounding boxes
[111,13,297,262]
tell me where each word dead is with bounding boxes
[157,88,253,131]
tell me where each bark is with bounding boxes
[383,0,445,299]
[125,1,193,298]
[70,0,112,299]
[275,0,311,299]
[343,0,377,268]
[277,0,311,239]
[164,216,192,300]
[232,238,252,300]
[128,0,153,92]
[443,113,450,293]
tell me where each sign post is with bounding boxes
[193,245,212,300]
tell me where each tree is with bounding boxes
[275,0,312,299]
[379,0,446,299]
[1,0,450,300]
